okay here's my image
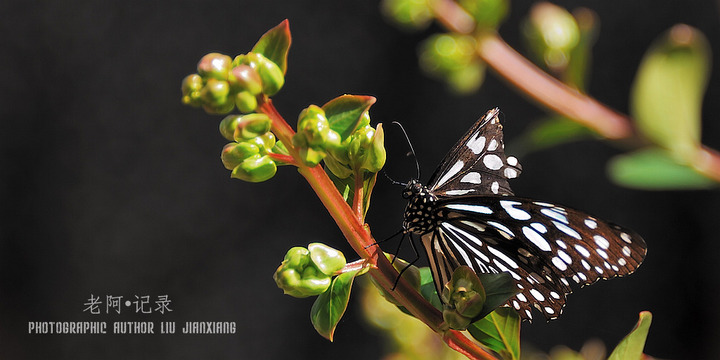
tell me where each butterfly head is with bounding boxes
[401,179,423,199]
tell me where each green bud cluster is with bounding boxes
[441,266,487,330]
[292,106,385,176]
[181,51,285,114]
[219,114,279,182]
[419,34,486,94]
[273,243,347,298]
[292,105,341,167]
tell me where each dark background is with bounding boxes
[1,0,719,359]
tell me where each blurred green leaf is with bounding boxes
[608,147,716,190]
[631,24,710,160]
[380,0,433,32]
[467,307,520,360]
[322,95,377,141]
[252,20,291,75]
[310,269,360,341]
[607,311,652,360]
[459,0,509,30]
[514,116,595,155]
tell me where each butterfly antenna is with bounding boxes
[392,121,421,180]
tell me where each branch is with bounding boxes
[258,98,497,360]
[429,0,720,183]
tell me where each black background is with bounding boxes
[2,1,720,359]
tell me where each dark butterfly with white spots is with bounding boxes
[402,108,647,321]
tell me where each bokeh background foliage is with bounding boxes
[2,0,720,359]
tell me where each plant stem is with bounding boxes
[258,98,496,360]
[476,31,634,140]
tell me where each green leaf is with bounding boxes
[475,273,519,320]
[310,269,360,341]
[467,308,521,360]
[418,267,444,311]
[608,311,653,360]
[608,147,716,190]
[513,116,595,155]
[322,95,377,140]
[252,19,291,75]
[631,24,710,160]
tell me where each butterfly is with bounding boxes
[402,108,647,321]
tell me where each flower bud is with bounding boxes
[231,154,277,182]
[348,124,386,173]
[181,74,204,106]
[197,53,233,81]
[235,91,258,113]
[243,52,285,96]
[308,243,347,276]
[229,64,263,95]
[441,266,486,329]
[200,79,234,114]
[323,154,353,179]
[221,142,259,170]
[297,146,327,167]
[273,244,347,298]
[234,114,272,141]
[297,105,331,147]
[248,132,276,154]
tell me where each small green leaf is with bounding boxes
[475,273,518,320]
[310,269,360,341]
[631,24,710,160]
[608,148,716,190]
[467,308,520,360]
[513,116,595,155]
[252,19,291,75]
[608,311,653,360]
[322,95,377,140]
[418,267,443,311]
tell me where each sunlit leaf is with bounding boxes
[608,311,652,360]
[322,95,376,141]
[310,269,360,341]
[252,20,291,75]
[467,307,520,360]
[631,24,710,160]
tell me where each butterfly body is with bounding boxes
[401,108,647,321]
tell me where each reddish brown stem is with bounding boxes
[476,31,634,140]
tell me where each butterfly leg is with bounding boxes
[392,232,421,290]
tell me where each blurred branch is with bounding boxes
[429,0,720,183]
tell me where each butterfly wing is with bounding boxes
[426,108,522,197]
[426,196,647,321]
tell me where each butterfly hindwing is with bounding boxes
[429,196,647,321]
[427,108,522,197]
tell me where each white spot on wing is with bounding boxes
[507,156,518,166]
[574,244,591,258]
[504,167,519,179]
[487,246,519,269]
[435,160,464,187]
[445,203,493,214]
[487,139,499,151]
[593,235,610,249]
[445,189,475,195]
[482,154,503,170]
[491,181,500,194]
[487,221,515,238]
[552,257,568,271]
[541,208,568,224]
[530,289,545,301]
[466,133,486,154]
[522,226,551,251]
[460,172,482,184]
[500,200,531,220]
[553,221,582,239]
[584,218,598,229]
